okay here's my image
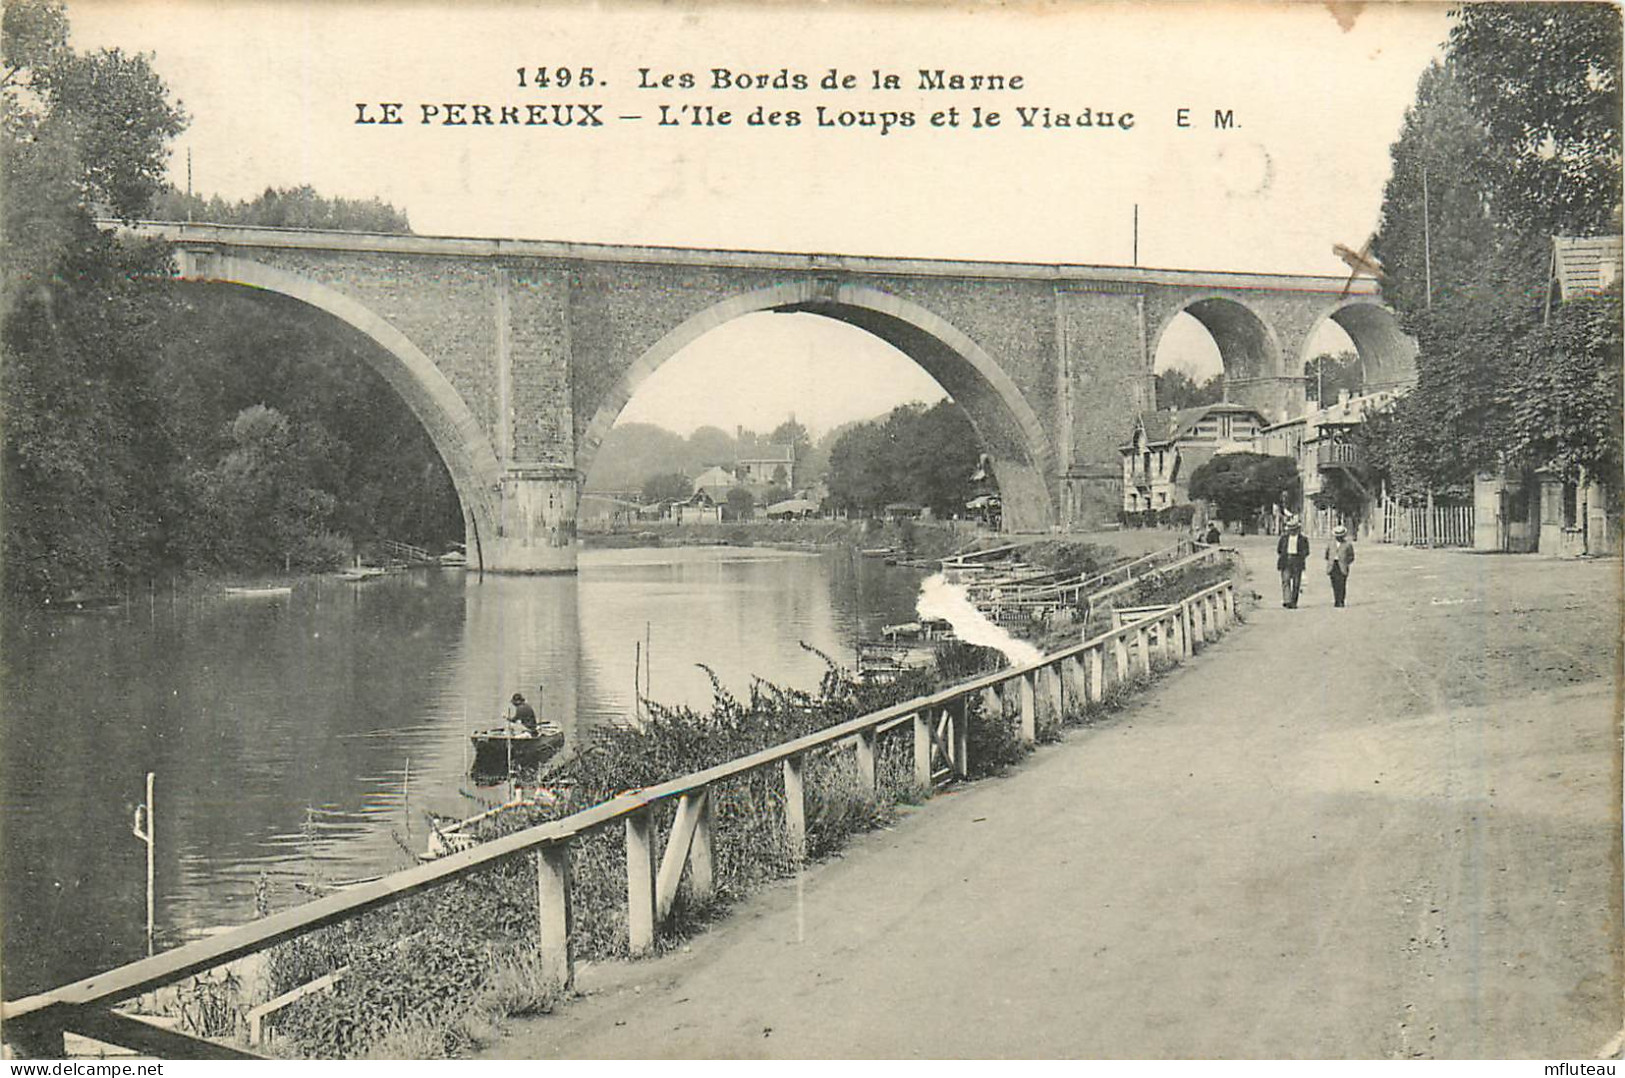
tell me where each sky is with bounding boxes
[70,0,1453,436]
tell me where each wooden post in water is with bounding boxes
[131,772,155,956]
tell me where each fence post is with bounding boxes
[952,698,970,779]
[1113,632,1130,684]
[625,807,657,955]
[853,728,876,796]
[1135,625,1151,676]
[782,754,806,863]
[1190,599,1206,647]
[1040,663,1063,732]
[1060,655,1085,715]
[535,843,574,990]
[912,712,933,790]
[1018,673,1037,744]
[1087,645,1105,703]
[691,789,716,904]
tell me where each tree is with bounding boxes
[1188,452,1299,527]
[725,486,755,521]
[1303,351,1364,405]
[152,184,412,233]
[1365,4,1622,498]
[2,0,186,597]
[642,471,693,504]
[825,401,984,517]
[1154,367,1224,410]
[186,405,343,570]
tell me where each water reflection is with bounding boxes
[0,546,925,994]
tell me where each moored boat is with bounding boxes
[469,721,565,774]
[224,585,293,598]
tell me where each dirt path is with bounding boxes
[484,538,1622,1059]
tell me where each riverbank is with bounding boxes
[582,518,981,561]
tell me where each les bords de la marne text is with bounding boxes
[353,66,1241,136]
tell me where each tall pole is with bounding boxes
[131,773,155,956]
[1132,203,1139,266]
[1421,164,1433,309]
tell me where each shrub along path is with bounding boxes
[484,537,1621,1059]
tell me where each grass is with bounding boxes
[160,562,1242,1059]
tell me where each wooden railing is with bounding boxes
[968,537,1196,607]
[984,540,1217,620]
[1,578,1239,1060]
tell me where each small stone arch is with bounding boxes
[1148,292,1287,385]
[1299,298,1418,393]
[577,279,1055,530]
[171,250,503,560]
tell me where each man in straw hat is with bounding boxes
[1275,515,1310,608]
[1325,523,1357,608]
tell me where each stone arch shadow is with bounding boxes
[1298,298,1418,393]
[577,280,1056,531]
[171,251,504,565]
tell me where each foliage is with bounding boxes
[1366,4,1622,493]
[641,471,693,504]
[826,401,983,517]
[1503,287,1623,482]
[152,185,412,233]
[1303,351,1365,405]
[724,486,755,520]
[1153,367,1224,410]
[1187,452,1299,526]
[2,4,451,599]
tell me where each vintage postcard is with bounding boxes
[2,0,1619,1063]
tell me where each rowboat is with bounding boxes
[469,721,565,774]
[224,585,293,598]
[336,566,387,581]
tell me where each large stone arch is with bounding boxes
[171,251,503,564]
[578,279,1055,531]
[1299,298,1418,393]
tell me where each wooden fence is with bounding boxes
[1371,501,1474,547]
[1,578,1239,1060]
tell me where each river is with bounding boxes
[0,546,929,996]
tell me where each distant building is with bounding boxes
[675,488,722,525]
[691,464,738,491]
[1258,387,1405,532]
[737,443,796,488]
[1119,402,1267,514]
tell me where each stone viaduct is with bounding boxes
[142,222,1416,573]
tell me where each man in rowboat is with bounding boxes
[507,692,539,736]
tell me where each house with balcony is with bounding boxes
[1255,387,1408,535]
[1119,402,1267,515]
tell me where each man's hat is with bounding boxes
[1333,524,1348,537]
[511,693,525,704]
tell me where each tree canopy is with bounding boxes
[1188,452,1299,527]
[1364,3,1622,499]
[825,401,983,518]
[2,2,459,598]
[1154,367,1224,410]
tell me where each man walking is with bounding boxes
[1325,523,1356,607]
[1276,516,1310,608]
